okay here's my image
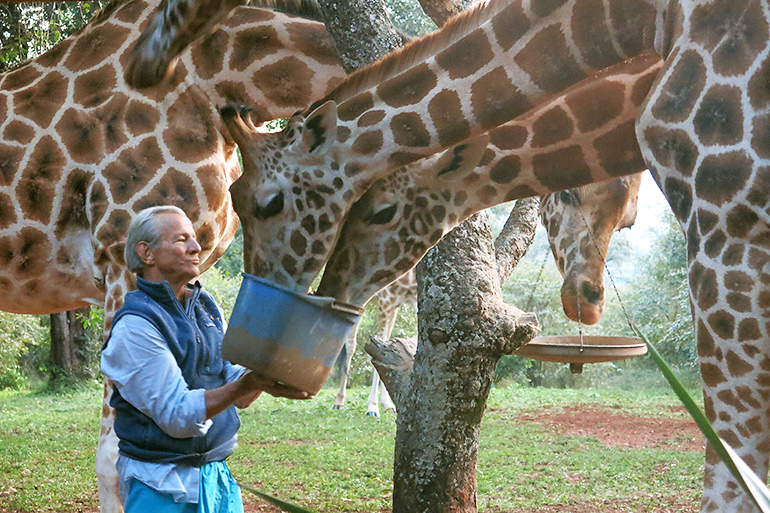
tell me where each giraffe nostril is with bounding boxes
[580,282,603,304]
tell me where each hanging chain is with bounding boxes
[574,205,637,334]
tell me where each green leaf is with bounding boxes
[634,323,770,513]
[239,483,316,513]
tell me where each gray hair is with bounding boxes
[124,205,188,275]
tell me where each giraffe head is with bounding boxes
[539,173,642,325]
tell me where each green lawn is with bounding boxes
[0,384,703,512]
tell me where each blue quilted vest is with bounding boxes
[104,277,240,466]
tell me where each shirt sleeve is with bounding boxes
[101,315,213,439]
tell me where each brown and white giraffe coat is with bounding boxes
[0,2,346,511]
[126,0,770,510]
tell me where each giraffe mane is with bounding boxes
[246,0,325,21]
[321,0,500,104]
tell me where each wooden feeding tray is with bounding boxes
[515,336,647,374]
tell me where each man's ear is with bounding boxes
[136,242,154,266]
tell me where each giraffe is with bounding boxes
[333,169,642,417]
[333,269,415,417]
[137,0,770,510]
[0,1,346,511]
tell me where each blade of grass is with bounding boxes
[239,482,317,513]
[631,323,770,513]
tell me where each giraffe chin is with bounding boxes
[560,288,604,326]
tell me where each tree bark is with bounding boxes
[390,212,539,513]
[416,0,477,27]
[494,197,540,283]
[317,0,408,73]
[50,307,91,379]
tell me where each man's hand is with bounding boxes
[239,371,313,401]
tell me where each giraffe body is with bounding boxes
[0,2,346,512]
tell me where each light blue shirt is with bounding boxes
[102,314,246,504]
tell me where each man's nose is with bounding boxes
[189,239,202,252]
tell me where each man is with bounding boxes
[101,205,309,512]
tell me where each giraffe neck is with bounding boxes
[317,0,662,194]
[316,53,660,306]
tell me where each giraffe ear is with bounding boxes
[299,101,338,156]
[431,134,489,180]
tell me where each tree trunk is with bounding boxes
[50,306,91,379]
[317,0,408,73]
[416,0,477,27]
[391,212,539,513]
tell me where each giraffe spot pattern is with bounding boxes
[566,79,625,133]
[56,108,105,164]
[3,120,34,145]
[748,55,770,109]
[571,0,623,70]
[429,90,471,147]
[489,124,528,150]
[34,38,72,69]
[89,181,108,229]
[642,126,699,177]
[95,95,130,155]
[698,208,720,234]
[751,113,770,159]
[351,131,384,155]
[513,24,587,95]
[690,0,769,77]
[65,23,129,72]
[164,91,219,163]
[695,151,752,207]
[723,243,746,267]
[377,63,438,109]
[96,210,131,247]
[135,169,201,223]
[104,138,164,203]
[197,224,215,253]
[358,110,386,127]
[726,205,760,238]
[489,155,521,184]
[532,146,592,191]
[2,66,41,91]
[491,2,531,51]
[14,71,68,128]
[435,29,494,80]
[55,169,93,240]
[471,67,532,130]
[662,177,692,223]
[18,135,65,224]
[739,318,762,341]
[391,112,431,147]
[693,85,744,146]
[290,231,307,257]
[0,144,24,186]
[252,57,314,108]
[652,50,706,122]
[705,231,727,258]
[286,21,345,67]
[608,0,659,57]
[593,120,646,177]
[338,92,374,122]
[125,100,160,136]
[0,192,16,230]
[195,164,228,212]
[709,310,735,339]
[190,30,226,80]
[701,362,728,387]
[727,293,752,312]
[531,106,574,148]
[73,65,118,108]
[4,227,51,280]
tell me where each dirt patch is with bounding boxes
[517,405,705,452]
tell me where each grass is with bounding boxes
[0,384,704,512]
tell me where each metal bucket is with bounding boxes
[221,273,362,395]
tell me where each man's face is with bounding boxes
[150,212,202,284]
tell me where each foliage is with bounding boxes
[0,2,105,72]
[0,312,47,390]
[384,0,437,36]
[0,385,703,512]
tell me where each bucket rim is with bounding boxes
[240,273,364,317]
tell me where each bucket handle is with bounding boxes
[331,301,365,317]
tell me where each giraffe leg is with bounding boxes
[96,381,122,513]
[333,324,358,410]
[379,374,396,413]
[367,369,381,418]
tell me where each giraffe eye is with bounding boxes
[560,190,580,206]
[367,204,398,225]
[253,192,284,220]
